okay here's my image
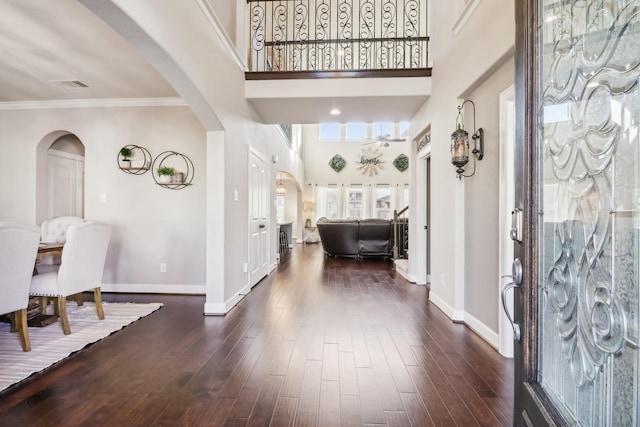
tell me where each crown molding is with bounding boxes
[0,97,187,111]
[195,0,248,71]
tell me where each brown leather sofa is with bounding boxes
[316,218,393,258]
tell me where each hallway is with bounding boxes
[0,244,513,426]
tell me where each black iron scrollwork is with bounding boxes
[249,0,429,72]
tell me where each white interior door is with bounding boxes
[47,150,84,218]
[249,151,269,286]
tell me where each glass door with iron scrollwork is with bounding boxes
[524,0,640,424]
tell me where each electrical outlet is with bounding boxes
[440,273,445,288]
[160,262,167,273]
[242,263,248,273]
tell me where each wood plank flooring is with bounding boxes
[0,244,513,426]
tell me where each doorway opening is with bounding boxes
[35,132,85,225]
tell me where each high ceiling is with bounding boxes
[0,0,176,103]
[0,0,428,124]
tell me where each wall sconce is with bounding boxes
[276,173,286,196]
[451,99,484,179]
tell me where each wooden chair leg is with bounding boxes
[9,311,17,332]
[56,296,71,335]
[40,296,49,315]
[15,308,31,352]
[94,287,105,320]
[75,293,84,306]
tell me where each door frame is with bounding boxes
[514,0,567,423]
[414,128,431,285]
[498,85,515,358]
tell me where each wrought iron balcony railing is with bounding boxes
[248,0,429,76]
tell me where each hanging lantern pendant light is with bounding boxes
[450,100,484,179]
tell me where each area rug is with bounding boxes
[0,301,163,393]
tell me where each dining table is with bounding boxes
[37,242,64,256]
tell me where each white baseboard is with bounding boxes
[463,311,500,350]
[395,267,416,283]
[429,291,464,321]
[204,283,252,315]
[428,291,499,350]
[101,283,205,294]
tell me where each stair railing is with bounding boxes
[393,205,408,259]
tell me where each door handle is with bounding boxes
[500,258,523,342]
[501,281,520,342]
[259,224,265,229]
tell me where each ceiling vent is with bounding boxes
[50,80,89,88]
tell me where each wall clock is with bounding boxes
[357,147,385,175]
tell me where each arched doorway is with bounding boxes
[35,132,85,224]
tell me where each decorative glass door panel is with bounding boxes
[538,0,640,424]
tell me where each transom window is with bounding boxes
[319,122,410,141]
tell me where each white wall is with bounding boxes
[303,124,411,185]
[0,105,207,292]
[464,57,515,332]
[93,0,305,312]
[408,0,515,345]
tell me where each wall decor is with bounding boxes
[328,154,346,172]
[417,133,431,152]
[393,154,409,172]
[117,145,152,175]
[152,151,194,189]
[357,147,385,176]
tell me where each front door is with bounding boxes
[514,0,640,425]
[249,150,269,286]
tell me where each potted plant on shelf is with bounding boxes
[157,166,175,184]
[120,147,133,168]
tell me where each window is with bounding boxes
[315,185,409,220]
[402,185,410,208]
[347,188,364,218]
[346,123,367,140]
[319,123,340,140]
[399,122,410,137]
[373,122,393,138]
[374,187,392,219]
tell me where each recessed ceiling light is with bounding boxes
[330,108,341,115]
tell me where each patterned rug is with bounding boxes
[0,301,163,393]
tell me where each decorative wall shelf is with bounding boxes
[152,151,194,190]
[117,145,152,175]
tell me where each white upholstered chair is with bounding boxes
[40,216,86,244]
[30,221,111,335]
[37,216,85,273]
[0,222,41,352]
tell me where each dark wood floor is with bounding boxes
[0,244,513,426]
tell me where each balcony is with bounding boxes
[244,0,431,124]
[246,0,430,79]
